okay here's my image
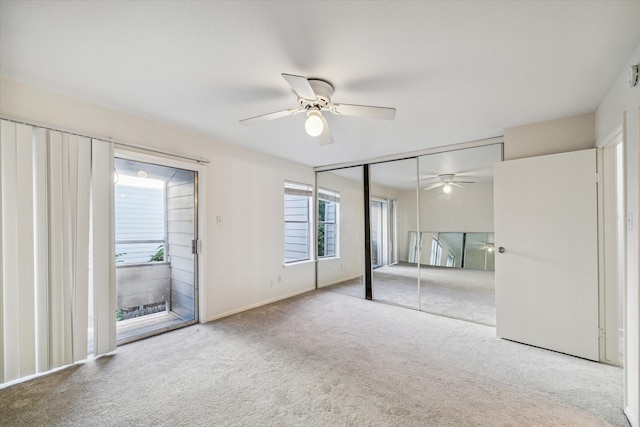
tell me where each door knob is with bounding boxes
[498,247,505,253]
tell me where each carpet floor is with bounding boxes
[0,289,627,426]
[326,263,496,325]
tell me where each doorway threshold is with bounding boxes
[116,311,187,344]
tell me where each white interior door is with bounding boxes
[494,149,599,361]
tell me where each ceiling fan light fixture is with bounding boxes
[305,109,324,137]
[442,183,452,194]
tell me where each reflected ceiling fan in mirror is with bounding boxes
[423,174,475,193]
[239,73,396,145]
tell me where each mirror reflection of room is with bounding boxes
[369,158,419,310]
[318,144,502,326]
[316,166,365,299]
[417,144,501,325]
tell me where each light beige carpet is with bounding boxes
[0,289,628,426]
[326,263,496,325]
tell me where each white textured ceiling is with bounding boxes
[1,1,639,167]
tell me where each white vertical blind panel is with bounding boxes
[72,136,91,361]
[61,134,73,364]
[0,122,97,384]
[16,124,36,378]
[66,135,77,359]
[33,128,49,373]
[1,120,21,381]
[92,139,116,356]
[48,130,72,368]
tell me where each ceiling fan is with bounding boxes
[239,73,396,145]
[423,174,475,193]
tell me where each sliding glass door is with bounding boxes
[114,156,198,343]
[370,199,388,269]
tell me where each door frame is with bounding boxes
[596,122,626,366]
[113,148,205,341]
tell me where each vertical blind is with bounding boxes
[0,119,115,385]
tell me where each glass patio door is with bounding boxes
[370,199,388,269]
[369,158,419,309]
[113,156,198,344]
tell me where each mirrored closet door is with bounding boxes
[316,166,365,298]
[417,144,501,325]
[369,158,419,309]
[316,143,502,327]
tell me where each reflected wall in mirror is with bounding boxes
[418,144,501,236]
[316,166,364,298]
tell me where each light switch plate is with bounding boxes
[628,64,639,88]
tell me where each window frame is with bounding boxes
[317,188,340,259]
[284,181,314,264]
[430,236,443,266]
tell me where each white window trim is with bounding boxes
[284,181,314,264]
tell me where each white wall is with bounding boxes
[0,77,317,323]
[316,169,364,287]
[596,42,640,427]
[504,113,595,160]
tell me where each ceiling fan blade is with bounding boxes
[316,114,334,146]
[450,182,464,188]
[282,73,317,100]
[452,180,475,184]
[329,103,396,120]
[239,108,304,125]
[419,174,441,180]
[423,183,442,191]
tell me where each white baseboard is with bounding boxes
[625,406,637,427]
[317,274,361,288]
[203,286,315,323]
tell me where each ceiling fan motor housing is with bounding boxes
[298,79,334,110]
[439,174,455,183]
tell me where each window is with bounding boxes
[430,236,442,266]
[446,252,455,267]
[284,182,313,263]
[318,188,340,258]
